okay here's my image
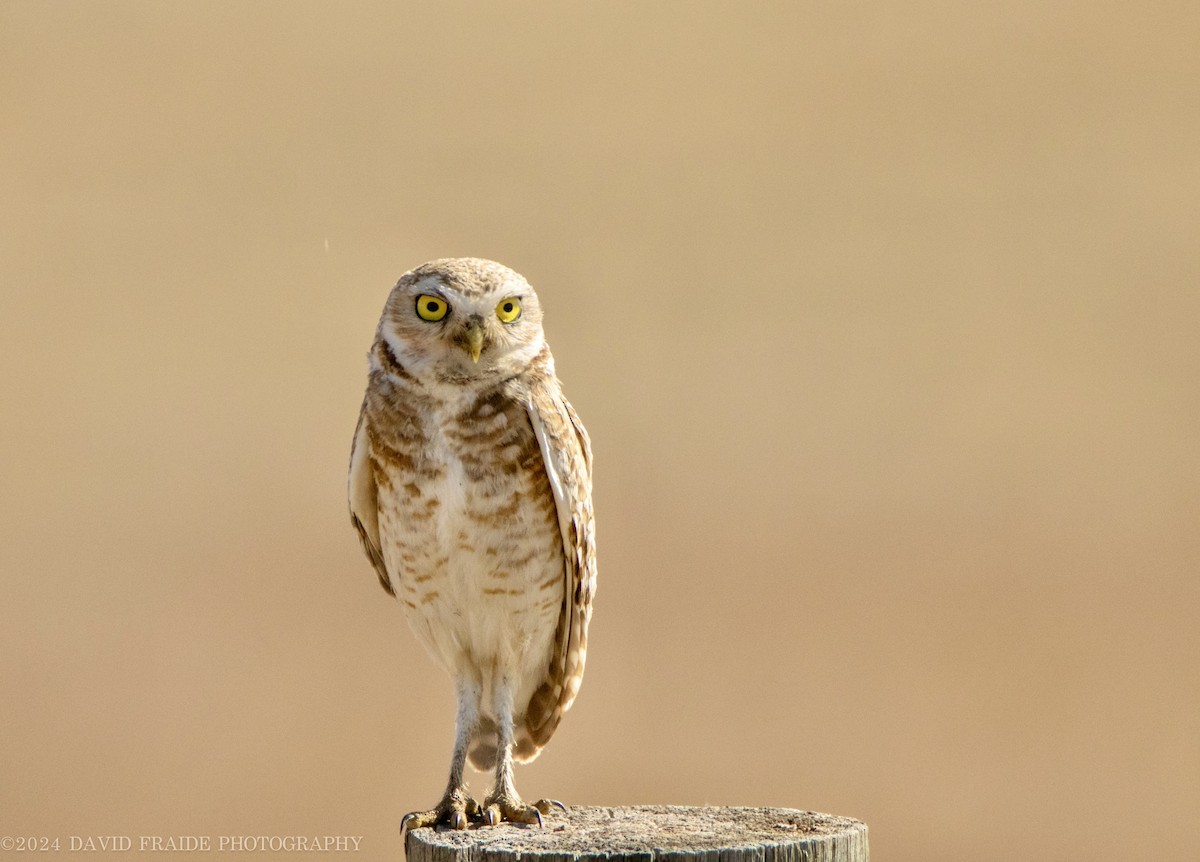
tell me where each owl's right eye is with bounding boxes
[415,294,449,322]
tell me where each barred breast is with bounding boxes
[367,374,566,728]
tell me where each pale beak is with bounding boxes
[463,321,484,364]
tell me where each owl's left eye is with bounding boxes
[415,294,449,322]
[495,297,522,323]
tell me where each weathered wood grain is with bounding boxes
[406,805,868,862]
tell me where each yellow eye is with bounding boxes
[496,297,522,323]
[415,294,449,322]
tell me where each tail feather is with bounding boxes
[466,713,547,772]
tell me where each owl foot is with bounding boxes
[400,788,480,840]
[480,794,565,828]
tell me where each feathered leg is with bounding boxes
[400,677,482,838]
[481,677,566,827]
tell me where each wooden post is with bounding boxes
[406,805,868,862]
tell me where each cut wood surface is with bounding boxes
[406,805,868,862]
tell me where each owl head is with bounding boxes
[374,258,548,383]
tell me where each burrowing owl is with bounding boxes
[348,258,595,835]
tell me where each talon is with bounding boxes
[480,794,545,827]
[400,789,479,837]
[533,798,567,814]
[400,810,437,843]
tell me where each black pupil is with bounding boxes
[503,303,513,313]
[427,301,439,312]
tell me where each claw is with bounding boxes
[533,798,568,814]
[480,794,545,828]
[399,789,479,840]
[399,812,426,845]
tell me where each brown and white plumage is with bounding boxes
[348,258,594,833]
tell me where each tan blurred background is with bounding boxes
[2,2,1198,860]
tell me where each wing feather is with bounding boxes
[517,382,595,760]
[348,403,394,596]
